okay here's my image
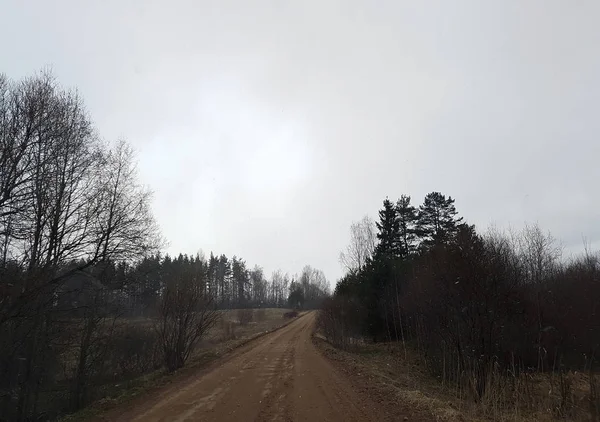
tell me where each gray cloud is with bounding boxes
[3,0,599,282]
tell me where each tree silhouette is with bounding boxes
[396,195,418,257]
[374,198,401,259]
[416,192,463,248]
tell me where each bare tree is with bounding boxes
[509,223,563,371]
[90,140,163,264]
[64,140,164,408]
[249,265,267,305]
[0,72,164,419]
[298,265,329,308]
[0,72,58,266]
[270,270,288,307]
[156,264,219,372]
[0,72,104,419]
[509,223,562,285]
[339,215,376,274]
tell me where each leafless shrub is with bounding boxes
[339,216,377,274]
[156,274,219,372]
[105,324,162,378]
[283,311,298,319]
[318,294,366,350]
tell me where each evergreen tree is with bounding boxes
[216,254,231,307]
[231,256,249,307]
[374,198,401,259]
[416,192,463,248]
[207,252,218,299]
[133,253,162,313]
[396,195,418,257]
[365,198,401,341]
[287,282,305,309]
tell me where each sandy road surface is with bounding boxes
[98,312,390,422]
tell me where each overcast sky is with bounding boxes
[2,1,600,283]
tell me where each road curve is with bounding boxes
[99,312,388,422]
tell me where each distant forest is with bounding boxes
[90,253,329,312]
[0,71,328,420]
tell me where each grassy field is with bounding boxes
[314,337,598,422]
[201,308,298,350]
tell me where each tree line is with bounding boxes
[92,252,328,313]
[321,192,599,410]
[0,71,328,421]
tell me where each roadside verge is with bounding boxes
[312,335,440,422]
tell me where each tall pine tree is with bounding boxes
[416,192,463,248]
[231,256,249,307]
[396,195,418,258]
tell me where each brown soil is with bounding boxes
[91,312,423,421]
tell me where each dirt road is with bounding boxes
[99,312,393,422]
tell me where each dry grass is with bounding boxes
[202,308,293,343]
[315,339,598,422]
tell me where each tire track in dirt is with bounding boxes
[255,330,297,421]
